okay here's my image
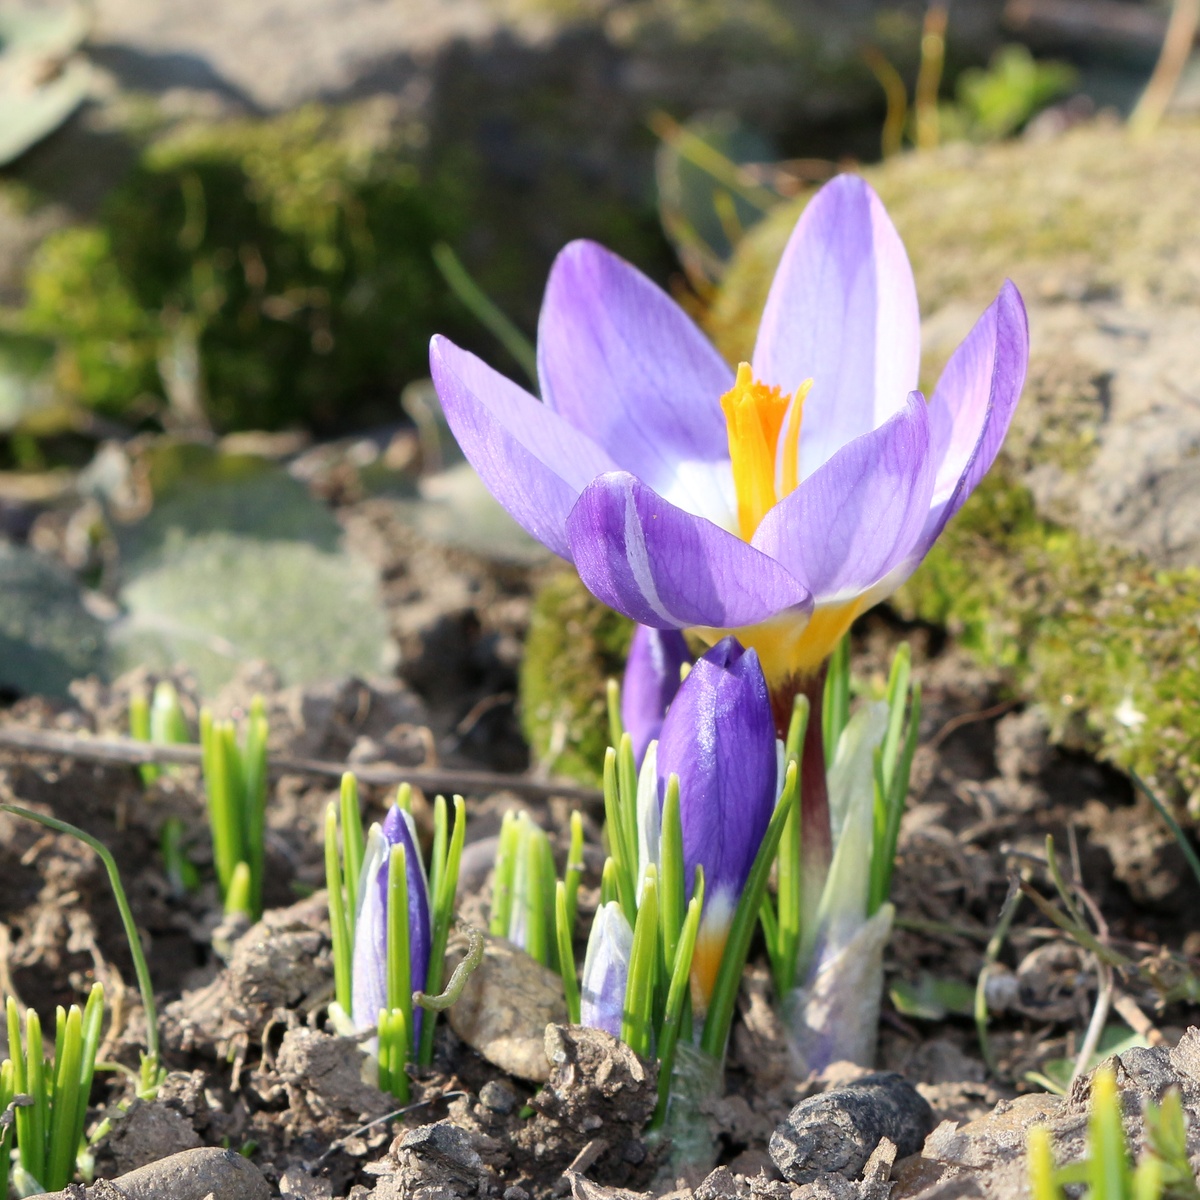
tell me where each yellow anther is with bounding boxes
[720,363,813,541]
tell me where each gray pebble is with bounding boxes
[38,1146,270,1200]
[770,1072,935,1185]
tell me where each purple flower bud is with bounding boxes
[621,624,691,766]
[580,901,633,1038]
[656,636,776,1005]
[352,804,432,1037]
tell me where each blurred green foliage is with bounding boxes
[942,45,1077,142]
[22,104,465,433]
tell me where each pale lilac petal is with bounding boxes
[751,394,934,600]
[656,638,777,903]
[919,280,1028,549]
[537,241,735,500]
[622,625,691,767]
[752,175,920,479]
[566,472,812,629]
[580,902,633,1037]
[351,828,388,1034]
[430,335,619,559]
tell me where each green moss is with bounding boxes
[519,571,634,784]
[21,103,466,433]
[894,470,1200,807]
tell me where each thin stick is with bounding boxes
[0,725,601,805]
[1129,0,1200,136]
[1071,957,1114,1087]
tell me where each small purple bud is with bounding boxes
[580,901,633,1038]
[621,625,691,766]
[352,805,432,1037]
[656,637,776,1004]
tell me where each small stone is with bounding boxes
[769,1073,935,1186]
[446,932,567,1082]
[480,1079,518,1114]
[35,1147,272,1200]
[505,1188,531,1200]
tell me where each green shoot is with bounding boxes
[5,983,105,1193]
[1026,1064,1199,1200]
[2,806,162,1098]
[489,812,556,968]
[130,681,191,787]
[418,795,466,1066]
[200,699,269,919]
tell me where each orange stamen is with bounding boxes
[721,363,814,541]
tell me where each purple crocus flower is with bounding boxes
[429,174,1027,692]
[580,900,633,1037]
[352,804,432,1038]
[622,625,691,766]
[655,637,777,1011]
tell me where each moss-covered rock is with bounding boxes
[21,103,465,434]
[520,570,634,784]
[708,120,1200,807]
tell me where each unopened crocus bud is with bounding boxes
[580,901,634,1038]
[622,625,691,766]
[656,636,776,1011]
[352,805,432,1037]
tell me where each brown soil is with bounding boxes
[3,472,1198,1200]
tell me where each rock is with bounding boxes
[892,1035,1200,1200]
[709,120,1200,806]
[446,931,567,1082]
[37,1146,271,1200]
[0,541,106,697]
[108,444,393,691]
[770,1072,936,1185]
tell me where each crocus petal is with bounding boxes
[657,638,777,906]
[622,625,691,766]
[691,890,737,1012]
[753,174,920,479]
[350,807,432,1038]
[636,740,661,892]
[751,392,934,601]
[580,901,634,1037]
[430,335,619,559]
[538,240,735,514]
[566,471,812,629]
[351,826,388,1034]
[919,279,1029,550]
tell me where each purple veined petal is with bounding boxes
[430,335,620,559]
[622,625,692,767]
[751,392,934,601]
[350,806,433,1039]
[580,901,634,1038]
[918,279,1029,551]
[566,471,813,629]
[752,175,920,480]
[537,241,735,505]
[657,638,777,907]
